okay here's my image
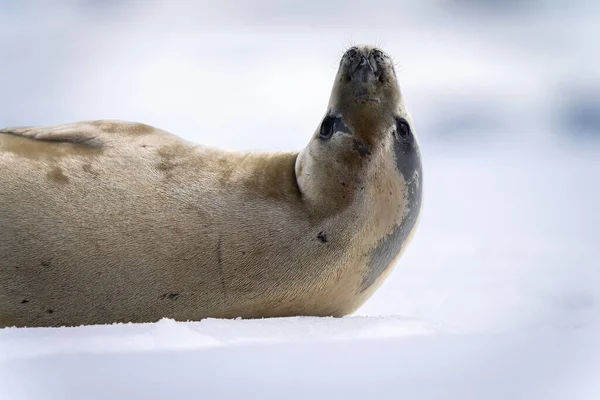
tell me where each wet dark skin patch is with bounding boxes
[359,130,422,293]
[352,139,371,158]
[319,114,352,140]
[333,117,352,135]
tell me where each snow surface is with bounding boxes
[1,318,599,400]
[1,1,599,399]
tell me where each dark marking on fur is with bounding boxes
[21,299,29,304]
[155,144,194,179]
[317,231,328,243]
[333,117,352,135]
[82,163,99,177]
[156,151,176,172]
[217,237,227,301]
[41,261,51,267]
[160,293,180,300]
[359,134,422,293]
[46,309,54,314]
[352,139,371,158]
[353,88,380,105]
[47,167,69,184]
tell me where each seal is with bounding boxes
[0,45,422,328]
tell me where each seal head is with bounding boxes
[297,44,422,295]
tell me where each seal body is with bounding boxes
[0,45,422,327]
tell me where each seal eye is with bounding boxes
[319,116,336,140]
[394,118,412,141]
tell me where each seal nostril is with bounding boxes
[346,48,358,59]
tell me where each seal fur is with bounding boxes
[0,45,422,327]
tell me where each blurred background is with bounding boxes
[0,0,598,332]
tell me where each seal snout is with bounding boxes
[354,55,378,83]
[342,46,392,84]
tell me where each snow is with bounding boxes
[1,318,599,399]
[0,316,438,361]
[1,0,600,398]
